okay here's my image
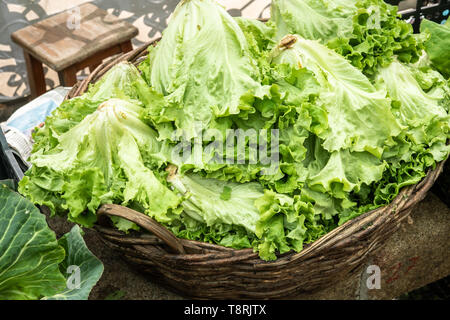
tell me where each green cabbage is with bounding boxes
[43,225,104,300]
[0,184,66,299]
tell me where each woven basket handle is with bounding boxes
[97,204,185,254]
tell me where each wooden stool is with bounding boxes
[11,3,138,98]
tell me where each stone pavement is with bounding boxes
[45,191,449,300]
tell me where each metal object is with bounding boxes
[0,128,23,181]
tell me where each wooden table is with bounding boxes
[11,3,138,98]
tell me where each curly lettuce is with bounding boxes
[271,0,424,75]
[270,34,402,157]
[140,0,265,139]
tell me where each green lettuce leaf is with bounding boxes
[140,0,264,139]
[271,0,354,42]
[234,17,277,54]
[420,19,450,78]
[165,168,323,261]
[32,62,148,153]
[375,60,449,150]
[271,34,402,157]
[299,135,385,220]
[166,167,264,233]
[19,99,180,227]
[254,190,315,260]
[168,214,256,251]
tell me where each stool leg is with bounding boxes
[89,62,101,73]
[119,40,133,53]
[23,50,46,98]
[58,66,78,87]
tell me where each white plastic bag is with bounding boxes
[1,87,71,167]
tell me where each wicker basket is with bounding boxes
[65,42,447,300]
